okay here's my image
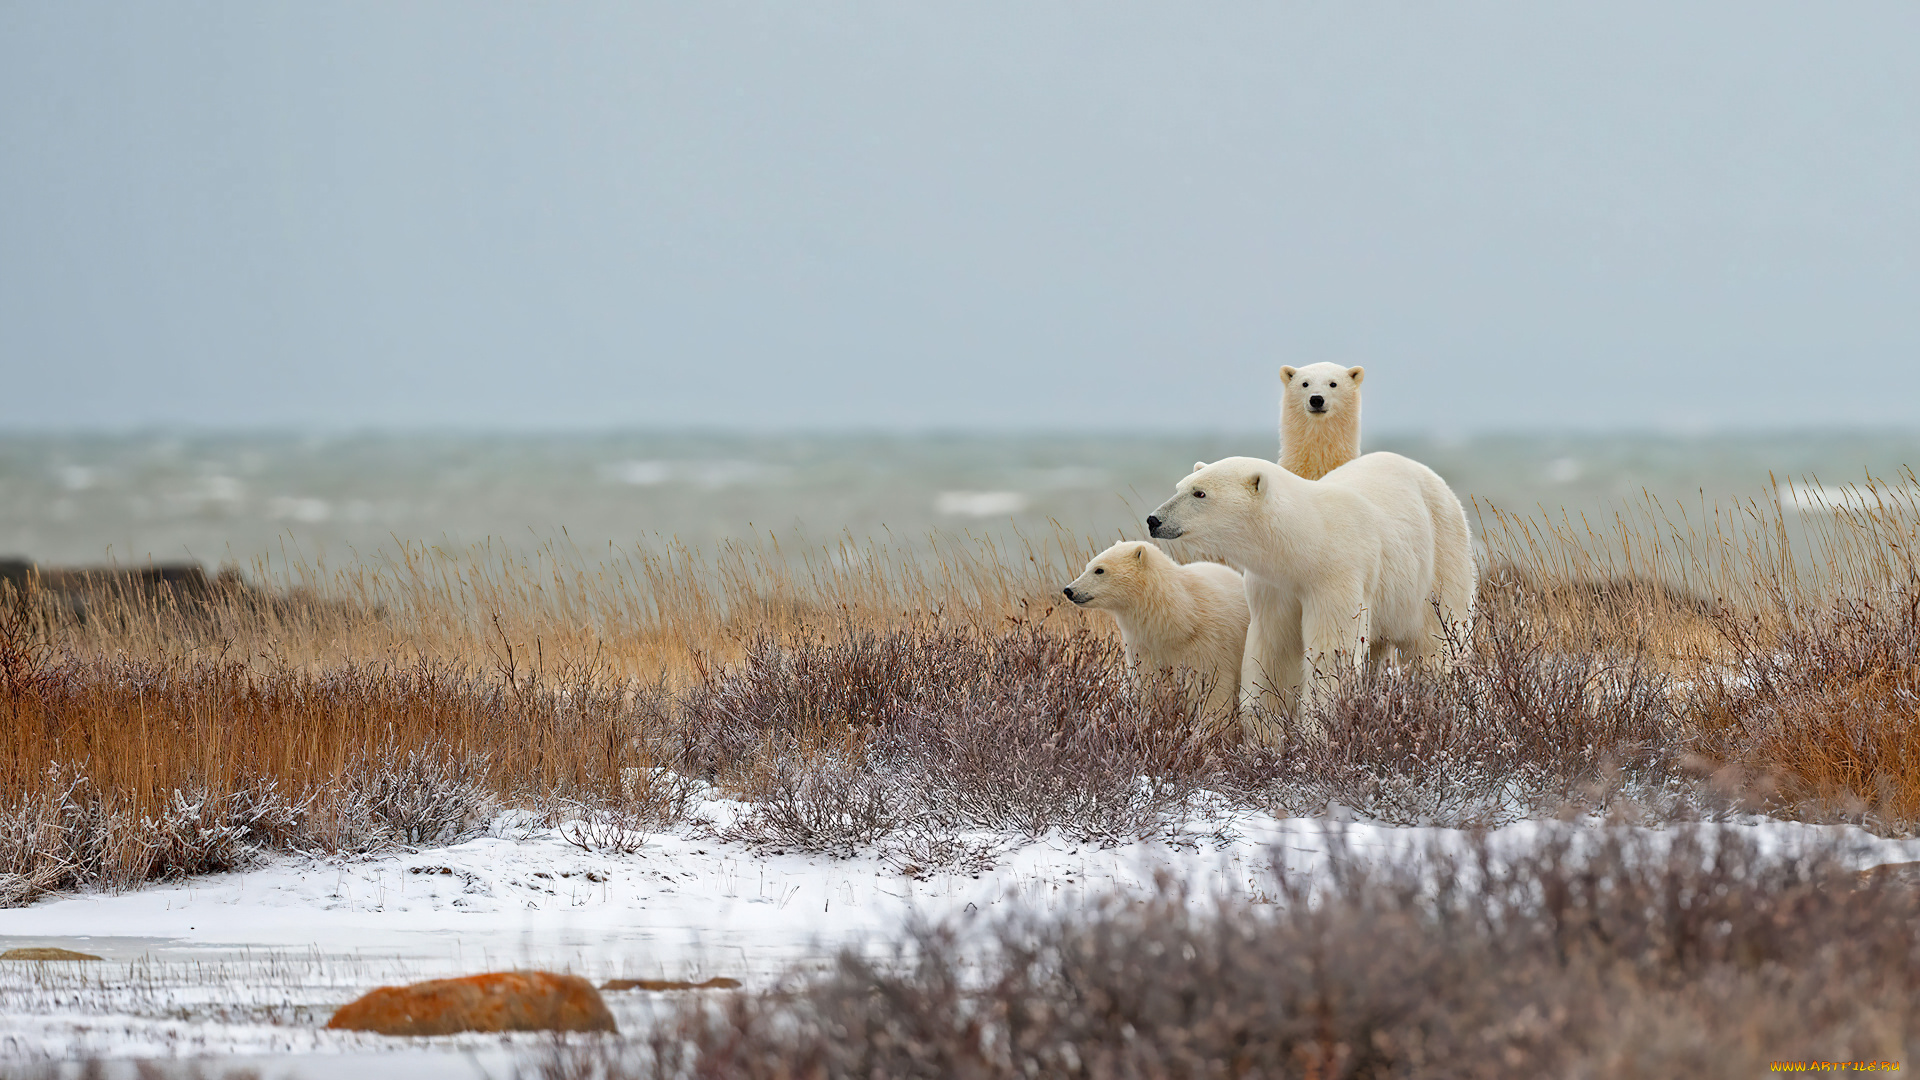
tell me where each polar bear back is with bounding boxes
[1320,451,1476,637]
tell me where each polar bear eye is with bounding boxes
[1193,490,1206,499]
[1330,381,1338,387]
[1093,567,1104,574]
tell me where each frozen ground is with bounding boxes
[4,796,1918,1078]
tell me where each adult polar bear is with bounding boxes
[1279,362,1365,481]
[1147,453,1474,740]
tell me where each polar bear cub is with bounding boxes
[1146,453,1475,741]
[1279,363,1364,481]
[1062,540,1249,719]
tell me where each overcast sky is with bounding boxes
[2,3,1916,434]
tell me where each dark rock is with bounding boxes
[602,976,742,991]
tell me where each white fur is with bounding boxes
[1147,453,1475,742]
[1278,363,1364,481]
[1062,540,1249,719]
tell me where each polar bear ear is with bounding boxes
[1133,546,1146,560]
[1347,366,1365,385]
[1279,366,1297,383]
[1192,461,1207,473]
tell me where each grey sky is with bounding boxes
[2,3,1915,434]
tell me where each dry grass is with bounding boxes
[31,528,1092,682]
[1469,474,1920,829]
[1685,589,1920,830]
[0,587,687,900]
[1470,471,1920,663]
[5,471,1920,904]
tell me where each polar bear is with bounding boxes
[1267,363,1368,714]
[1146,453,1474,741]
[1279,363,1364,481]
[1062,540,1249,720]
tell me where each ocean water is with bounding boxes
[2,429,1918,571]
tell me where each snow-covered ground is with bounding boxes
[4,796,1917,1078]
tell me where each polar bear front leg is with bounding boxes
[1236,611,1275,746]
[1299,588,1368,728]
[1366,637,1394,683]
[1238,580,1301,746]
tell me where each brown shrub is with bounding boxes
[1222,587,1681,825]
[534,827,1919,1079]
[1686,588,1920,829]
[698,620,1224,852]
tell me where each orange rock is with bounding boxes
[601,976,742,991]
[326,971,617,1036]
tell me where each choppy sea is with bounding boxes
[3,429,1918,570]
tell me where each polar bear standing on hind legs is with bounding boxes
[1147,453,1475,743]
[1279,362,1364,481]
[1257,362,1371,739]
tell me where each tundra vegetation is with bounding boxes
[3,475,1919,1072]
[520,828,1919,1080]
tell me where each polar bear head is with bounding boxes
[1061,540,1167,609]
[1279,362,1363,422]
[1146,456,1275,543]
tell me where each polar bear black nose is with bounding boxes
[1309,394,1326,410]
[1061,586,1075,600]
[1146,515,1161,532]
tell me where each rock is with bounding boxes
[326,971,617,1036]
[1,947,103,961]
[601,976,742,992]
[1857,861,1920,887]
